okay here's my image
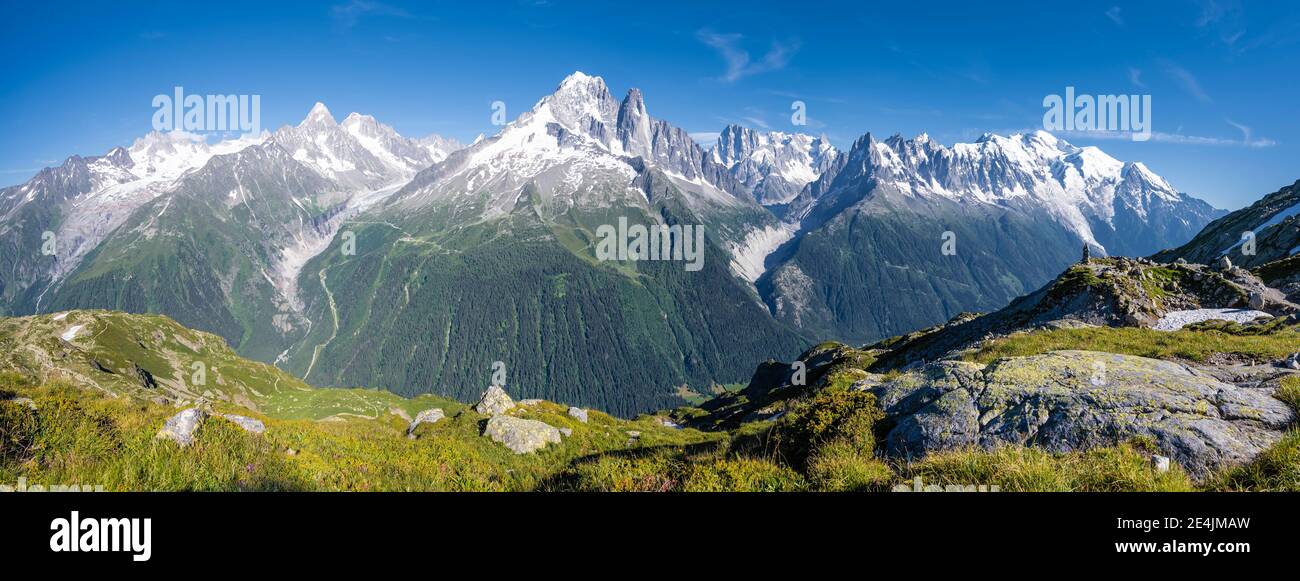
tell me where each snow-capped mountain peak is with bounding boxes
[273,102,459,188]
[338,112,457,172]
[545,72,618,134]
[791,130,1218,256]
[125,130,267,181]
[391,71,754,220]
[710,124,841,205]
[1,103,460,309]
[301,102,337,126]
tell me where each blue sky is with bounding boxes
[1,0,1296,209]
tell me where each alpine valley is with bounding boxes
[0,72,1227,416]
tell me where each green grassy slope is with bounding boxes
[285,200,807,417]
[9,309,1295,492]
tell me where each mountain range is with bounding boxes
[0,72,1227,414]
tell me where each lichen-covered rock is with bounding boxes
[475,385,515,416]
[220,413,265,434]
[483,415,561,454]
[567,406,588,423]
[866,351,1295,479]
[156,408,208,447]
[406,408,445,438]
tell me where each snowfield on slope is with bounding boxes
[1153,308,1272,331]
[60,324,86,341]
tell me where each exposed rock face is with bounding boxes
[863,351,1294,479]
[406,408,445,437]
[873,257,1298,370]
[132,362,158,390]
[483,415,561,454]
[711,124,839,205]
[156,408,208,447]
[1154,179,1299,269]
[220,413,265,435]
[475,386,515,416]
[567,406,588,423]
[1249,291,1267,310]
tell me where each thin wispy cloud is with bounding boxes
[1127,67,1145,88]
[1058,128,1275,148]
[959,65,991,85]
[1188,0,1300,58]
[1192,0,1263,53]
[1195,0,1239,27]
[696,29,800,83]
[1105,6,1124,26]
[330,1,414,29]
[1160,60,1212,103]
[1224,118,1276,147]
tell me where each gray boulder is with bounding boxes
[220,413,265,434]
[156,408,208,447]
[1249,291,1266,310]
[866,350,1294,479]
[4,397,36,411]
[406,408,445,438]
[483,415,561,454]
[1153,455,1171,472]
[567,406,588,423]
[475,385,515,416]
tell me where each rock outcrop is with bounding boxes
[567,406,588,423]
[873,257,1299,370]
[475,385,515,416]
[156,408,208,447]
[483,415,562,454]
[863,350,1295,479]
[406,408,445,438]
[220,413,265,434]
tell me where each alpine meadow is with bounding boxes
[3,1,1300,503]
